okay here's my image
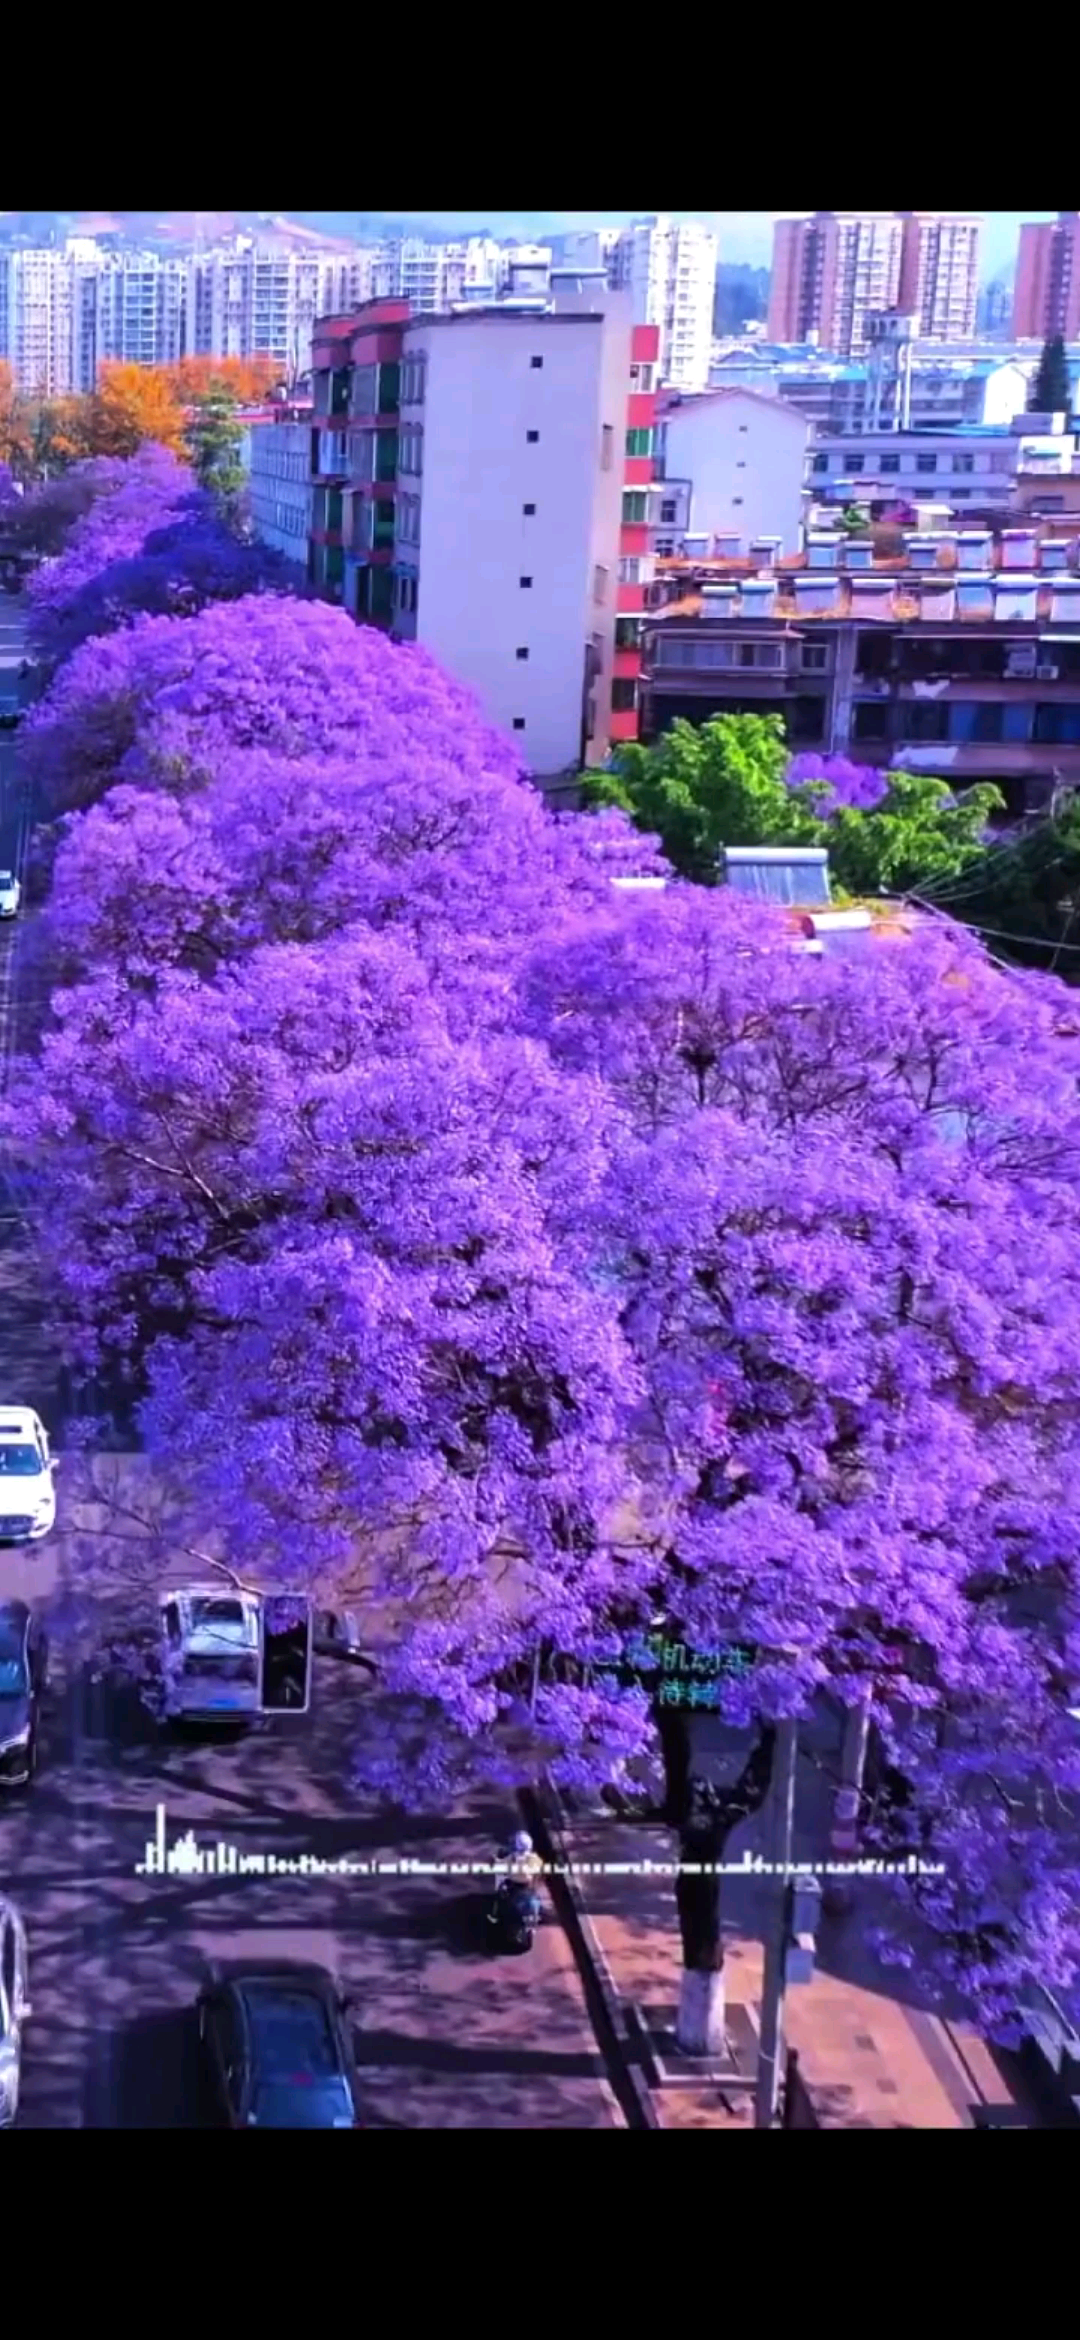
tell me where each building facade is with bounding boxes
[1014,213,1080,343]
[609,217,717,393]
[807,423,1031,511]
[767,214,981,356]
[309,292,645,780]
[656,386,809,556]
[246,416,313,576]
[642,527,1080,812]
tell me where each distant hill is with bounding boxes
[0,210,498,251]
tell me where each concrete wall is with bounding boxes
[661,390,809,556]
[404,312,619,778]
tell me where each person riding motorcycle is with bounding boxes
[492,1828,543,1914]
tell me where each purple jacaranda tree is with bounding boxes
[786,752,890,815]
[527,886,1080,2046]
[12,515,1080,2057]
[21,592,526,819]
[24,444,291,665]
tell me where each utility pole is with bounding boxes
[754,1715,798,2129]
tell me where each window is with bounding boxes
[733,496,744,506]
[593,564,608,603]
[601,425,614,470]
[660,499,678,524]
[526,429,539,443]
[611,678,637,712]
[739,643,757,667]
[655,539,675,556]
[916,453,938,474]
[618,556,642,584]
[516,646,529,660]
[738,423,748,433]
[622,491,648,524]
[615,618,640,651]
[801,643,828,671]
[853,700,889,742]
[626,427,653,458]
[811,454,829,473]
[844,454,866,472]
[954,453,974,474]
[520,576,533,589]
[523,502,536,516]
[513,717,526,730]
[530,355,543,369]
[880,453,900,474]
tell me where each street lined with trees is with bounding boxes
[2,445,1079,2074]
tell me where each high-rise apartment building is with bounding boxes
[896,213,981,340]
[308,288,645,778]
[768,213,981,355]
[608,217,717,392]
[1014,213,1080,343]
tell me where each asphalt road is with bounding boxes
[0,613,624,2128]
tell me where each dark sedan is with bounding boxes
[0,1601,48,1790]
[197,1960,362,2128]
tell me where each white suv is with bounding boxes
[0,1410,57,1542]
[0,871,20,920]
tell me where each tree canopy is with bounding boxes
[581,713,1001,897]
[6,459,1080,2039]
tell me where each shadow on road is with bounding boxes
[82,2007,207,2130]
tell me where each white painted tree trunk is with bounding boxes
[676,1966,727,2056]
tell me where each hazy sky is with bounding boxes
[373,212,1050,280]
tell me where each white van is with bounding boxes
[159,1587,261,1725]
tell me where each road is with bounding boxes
[0,604,625,2128]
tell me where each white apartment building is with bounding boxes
[656,387,810,556]
[247,419,312,574]
[185,246,357,383]
[85,251,189,386]
[389,300,631,776]
[609,217,717,393]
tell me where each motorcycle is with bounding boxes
[486,1875,542,1954]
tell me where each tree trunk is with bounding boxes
[655,1703,776,2057]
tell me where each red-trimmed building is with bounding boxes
[612,322,660,742]
[308,290,649,781]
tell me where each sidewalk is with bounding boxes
[539,1709,1040,2130]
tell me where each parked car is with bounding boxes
[0,1409,57,1543]
[0,1601,48,1790]
[0,870,20,920]
[0,1897,31,2125]
[159,1586,261,1727]
[0,695,20,728]
[197,1960,361,2127]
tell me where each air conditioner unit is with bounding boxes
[1036,661,1060,680]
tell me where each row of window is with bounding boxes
[398,494,421,546]
[852,699,1080,746]
[399,424,424,476]
[812,449,1009,477]
[251,498,307,539]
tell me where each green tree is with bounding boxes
[581,714,1002,895]
[1029,333,1072,417]
[921,795,1080,979]
[185,382,247,505]
[582,714,816,885]
[836,502,870,536]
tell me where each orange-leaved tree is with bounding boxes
[86,364,188,459]
[164,355,283,405]
[0,362,32,476]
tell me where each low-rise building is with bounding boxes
[642,525,1080,815]
[246,412,313,577]
[655,387,809,558]
[807,420,1080,515]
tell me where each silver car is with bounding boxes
[0,870,20,920]
[0,1897,30,2126]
